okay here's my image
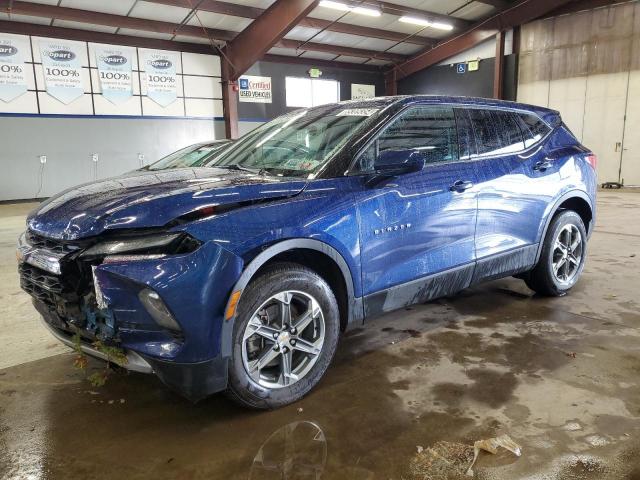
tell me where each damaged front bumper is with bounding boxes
[18,230,244,401]
[35,300,153,374]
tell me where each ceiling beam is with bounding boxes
[222,0,320,79]
[0,0,236,41]
[0,19,217,54]
[263,54,382,72]
[145,0,437,46]
[0,0,405,64]
[276,38,406,63]
[389,0,575,81]
[0,20,386,72]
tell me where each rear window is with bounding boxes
[468,109,524,156]
[518,113,552,147]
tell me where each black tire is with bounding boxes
[525,210,588,296]
[226,262,340,409]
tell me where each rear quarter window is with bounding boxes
[517,113,552,148]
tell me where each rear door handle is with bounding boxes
[450,180,473,192]
[533,160,552,171]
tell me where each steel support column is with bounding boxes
[385,69,398,96]
[221,59,239,140]
[493,30,505,99]
[219,0,319,138]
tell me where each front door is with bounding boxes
[352,105,478,316]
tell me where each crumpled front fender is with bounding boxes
[92,241,244,363]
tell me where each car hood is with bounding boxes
[27,167,307,240]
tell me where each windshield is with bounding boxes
[206,105,379,178]
[145,141,231,171]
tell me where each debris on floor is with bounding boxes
[408,441,474,480]
[466,434,522,476]
[407,435,522,479]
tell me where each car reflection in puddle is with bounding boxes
[249,421,327,480]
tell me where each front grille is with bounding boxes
[26,231,81,255]
[19,263,67,309]
[19,242,117,342]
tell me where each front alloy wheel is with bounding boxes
[227,262,340,409]
[242,291,325,389]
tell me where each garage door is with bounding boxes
[581,72,627,184]
[620,70,640,186]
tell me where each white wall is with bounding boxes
[437,30,513,66]
[0,33,226,200]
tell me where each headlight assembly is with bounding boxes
[80,232,200,259]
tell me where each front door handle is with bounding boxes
[533,160,552,171]
[450,180,473,192]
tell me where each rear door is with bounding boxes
[463,108,554,282]
[353,104,479,315]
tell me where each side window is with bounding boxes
[518,113,552,148]
[351,106,459,173]
[468,109,524,156]
[356,142,377,173]
[378,106,459,165]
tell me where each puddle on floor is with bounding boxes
[2,279,640,479]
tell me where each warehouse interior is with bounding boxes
[1,0,640,478]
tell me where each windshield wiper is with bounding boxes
[214,164,274,176]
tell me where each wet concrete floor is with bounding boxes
[1,191,640,479]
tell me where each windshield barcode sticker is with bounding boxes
[337,108,379,117]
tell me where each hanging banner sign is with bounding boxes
[238,75,272,103]
[95,46,133,105]
[0,36,29,103]
[40,40,84,104]
[143,50,178,107]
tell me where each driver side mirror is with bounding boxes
[374,149,425,176]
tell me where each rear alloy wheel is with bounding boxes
[227,263,340,409]
[551,224,583,285]
[524,210,588,296]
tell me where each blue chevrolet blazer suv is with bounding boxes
[17,96,597,408]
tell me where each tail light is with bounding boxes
[585,153,597,170]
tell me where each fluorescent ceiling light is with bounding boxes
[319,0,350,11]
[399,16,453,31]
[430,21,454,31]
[319,1,381,17]
[352,6,382,16]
